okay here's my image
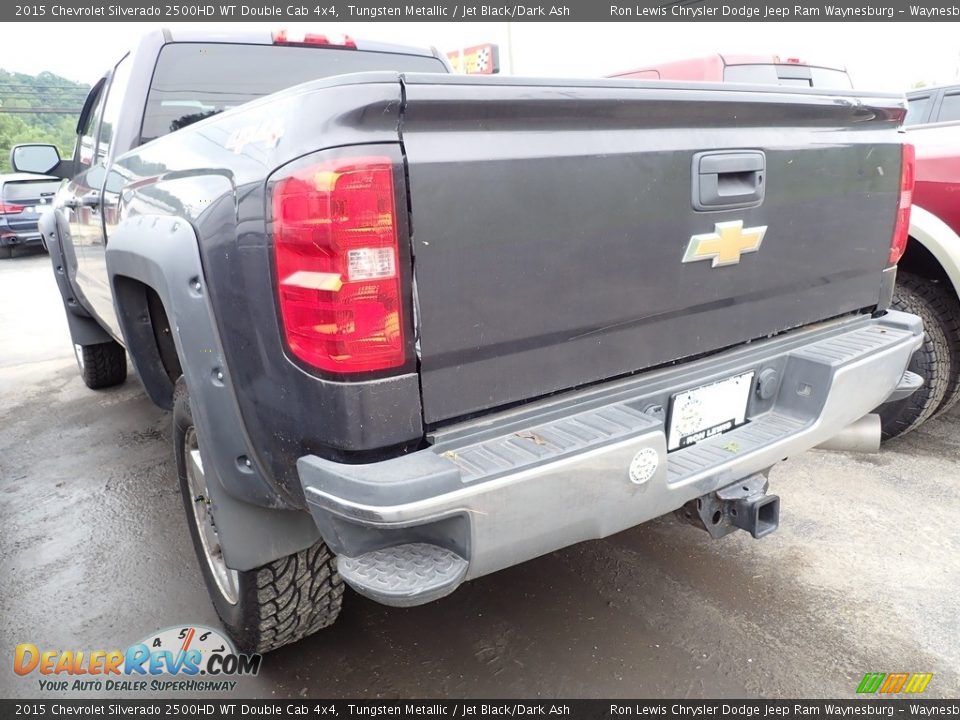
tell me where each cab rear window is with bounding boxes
[904,95,931,126]
[140,42,447,143]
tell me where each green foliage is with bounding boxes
[0,69,89,173]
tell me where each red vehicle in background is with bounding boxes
[609,54,853,89]
[612,53,960,437]
[608,60,960,439]
[904,86,960,233]
[884,85,960,439]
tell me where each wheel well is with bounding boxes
[113,275,183,410]
[900,238,953,287]
[146,286,182,384]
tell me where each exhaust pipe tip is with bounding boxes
[816,413,881,453]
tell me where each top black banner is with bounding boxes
[6,0,960,22]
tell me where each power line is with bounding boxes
[1,95,86,100]
[0,101,82,109]
[0,83,90,91]
[0,84,88,89]
[0,91,89,98]
[0,108,81,114]
[0,92,87,98]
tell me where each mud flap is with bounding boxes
[106,214,320,571]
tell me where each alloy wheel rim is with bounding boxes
[184,427,239,605]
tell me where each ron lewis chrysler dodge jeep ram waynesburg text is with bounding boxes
[13,28,922,653]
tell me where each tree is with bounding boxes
[0,69,89,172]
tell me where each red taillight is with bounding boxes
[272,30,356,48]
[271,155,406,375]
[889,142,915,265]
[0,202,25,214]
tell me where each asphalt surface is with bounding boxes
[2,249,958,700]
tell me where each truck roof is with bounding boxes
[907,83,960,96]
[610,53,847,80]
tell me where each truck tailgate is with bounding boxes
[400,76,905,424]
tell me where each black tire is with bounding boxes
[878,273,955,440]
[75,341,127,389]
[926,280,960,419]
[173,378,343,653]
[0,246,12,259]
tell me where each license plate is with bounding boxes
[667,371,754,451]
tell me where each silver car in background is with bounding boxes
[0,173,60,258]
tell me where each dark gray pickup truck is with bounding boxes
[15,29,923,653]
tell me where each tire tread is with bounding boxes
[79,342,127,389]
[252,545,343,653]
[173,376,343,654]
[879,273,954,440]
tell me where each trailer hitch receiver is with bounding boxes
[677,473,780,539]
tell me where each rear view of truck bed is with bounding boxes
[293,74,917,609]
[400,76,907,423]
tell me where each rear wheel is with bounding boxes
[878,273,955,440]
[927,280,960,419]
[74,340,127,389]
[173,377,343,653]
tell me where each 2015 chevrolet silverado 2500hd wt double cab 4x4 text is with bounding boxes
[13,29,922,653]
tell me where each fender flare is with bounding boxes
[908,205,960,299]
[106,214,320,571]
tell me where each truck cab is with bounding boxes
[13,29,450,347]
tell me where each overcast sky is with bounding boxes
[2,21,958,91]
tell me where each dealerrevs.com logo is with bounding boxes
[14,625,261,693]
[856,672,934,694]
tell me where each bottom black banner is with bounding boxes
[3,700,960,720]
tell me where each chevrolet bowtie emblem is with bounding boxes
[683,220,767,267]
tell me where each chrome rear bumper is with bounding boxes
[299,311,922,606]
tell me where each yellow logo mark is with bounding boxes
[902,673,934,694]
[683,220,767,267]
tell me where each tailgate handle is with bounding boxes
[693,151,765,211]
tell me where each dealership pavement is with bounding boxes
[2,249,958,699]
